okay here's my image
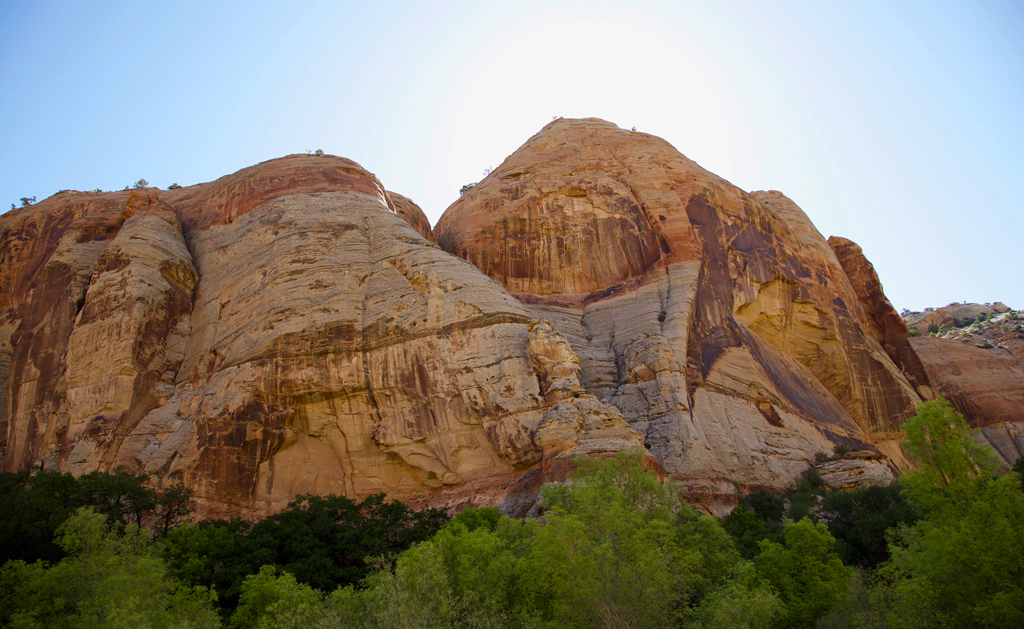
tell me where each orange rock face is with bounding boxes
[907,313,1024,466]
[0,154,644,518]
[436,118,921,505]
[827,236,932,397]
[9,119,1005,518]
[388,191,434,241]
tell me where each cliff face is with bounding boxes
[0,154,644,518]
[7,118,1005,517]
[436,118,924,505]
[899,303,1024,466]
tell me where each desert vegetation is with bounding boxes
[0,398,1021,628]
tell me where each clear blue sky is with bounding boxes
[1,0,1021,311]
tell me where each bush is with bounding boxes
[820,481,917,568]
[0,508,219,628]
[133,178,149,189]
[168,183,182,190]
[0,468,192,565]
[162,492,448,616]
[833,443,852,457]
[755,518,851,628]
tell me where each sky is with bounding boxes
[1,0,1021,311]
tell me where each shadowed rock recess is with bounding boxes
[0,119,1014,518]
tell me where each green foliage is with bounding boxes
[754,518,851,628]
[902,397,998,492]
[133,178,149,188]
[296,450,749,629]
[787,468,826,522]
[0,469,191,565]
[230,566,321,629]
[722,489,788,559]
[19,196,35,207]
[880,471,1024,626]
[162,492,448,615]
[829,398,1024,627]
[723,503,779,560]
[690,562,784,629]
[447,505,503,532]
[832,443,852,457]
[0,508,219,628]
[819,480,917,569]
[161,518,256,614]
[168,182,182,189]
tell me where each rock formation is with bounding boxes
[7,118,1008,519]
[436,118,919,507]
[0,154,644,518]
[899,303,1024,466]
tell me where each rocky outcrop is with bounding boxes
[910,334,1024,465]
[10,120,1004,519]
[827,236,932,396]
[436,118,921,505]
[388,191,433,241]
[905,302,1011,336]
[898,302,1023,466]
[0,155,644,518]
[814,451,895,491]
[0,193,127,468]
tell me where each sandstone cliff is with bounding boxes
[899,303,1024,466]
[8,119,1001,518]
[0,154,644,518]
[436,118,923,506]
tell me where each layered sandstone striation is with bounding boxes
[827,236,932,396]
[436,118,923,505]
[8,119,999,518]
[0,154,643,518]
[388,191,434,241]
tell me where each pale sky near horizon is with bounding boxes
[1,0,1021,312]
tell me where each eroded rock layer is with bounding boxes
[910,334,1024,466]
[436,118,924,506]
[0,154,644,518]
[7,119,1003,518]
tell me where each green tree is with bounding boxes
[161,518,257,616]
[722,490,786,559]
[754,518,851,628]
[0,468,173,565]
[819,481,917,569]
[156,482,196,533]
[859,397,1024,627]
[338,450,746,628]
[0,508,218,628]
[0,470,80,564]
[76,467,159,530]
[901,397,998,490]
[883,473,1024,627]
[690,562,783,629]
[162,492,448,617]
[230,565,321,629]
